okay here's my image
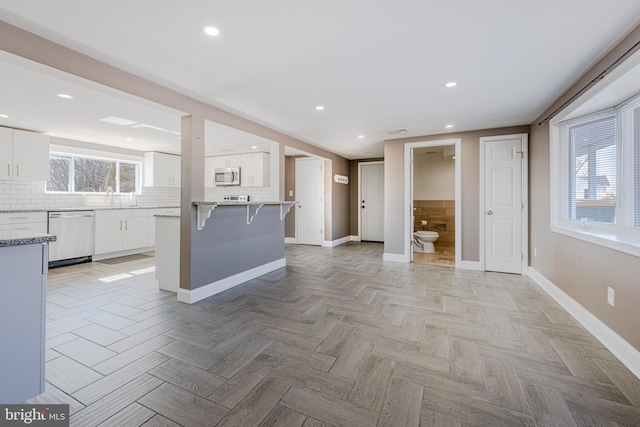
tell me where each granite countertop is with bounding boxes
[193,201,296,206]
[0,231,57,248]
[0,206,179,213]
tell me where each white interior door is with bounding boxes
[410,150,414,261]
[483,136,524,274]
[361,163,384,241]
[296,158,324,245]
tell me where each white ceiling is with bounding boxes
[1,1,640,159]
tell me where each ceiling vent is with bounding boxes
[386,128,408,135]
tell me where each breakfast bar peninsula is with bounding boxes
[155,201,295,304]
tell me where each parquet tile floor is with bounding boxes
[27,242,640,426]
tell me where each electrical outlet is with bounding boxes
[607,287,615,306]
[533,247,537,257]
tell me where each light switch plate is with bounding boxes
[607,287,615,306]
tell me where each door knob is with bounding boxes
[487,210,493,215]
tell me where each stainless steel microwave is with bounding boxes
[214,167,240,186]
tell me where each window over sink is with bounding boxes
[46,152,140,194]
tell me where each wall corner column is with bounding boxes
[179,115,205,291]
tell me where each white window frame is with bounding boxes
[46,150,142,195]
[550,98,640,258]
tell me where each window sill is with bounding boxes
[549,223,640,258]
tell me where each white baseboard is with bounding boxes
[284,237,296,244]
[529,267,640,380]
[93,246,154,261]
[457,260,482,271]
[177,258,286,304]
[383,252,409,263]
[350,235,361,242]
[322,236,351,247]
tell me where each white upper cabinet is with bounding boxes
[144,152,180,187]
[241,152,270,187]
[205,152,270,187]
[0,127,50,182]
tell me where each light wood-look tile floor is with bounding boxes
[413,247,455,267]
[27,243,640,426]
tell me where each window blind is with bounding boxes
[567,116,616,224]
[621,101,640,226]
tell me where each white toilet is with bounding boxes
[413,230,439,253]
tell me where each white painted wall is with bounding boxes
[413,147,455,200]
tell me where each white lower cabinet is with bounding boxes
[0,212,47,234]
[147,208,180,246]
[95,209,148,257]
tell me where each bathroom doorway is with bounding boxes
[405,139,461,267]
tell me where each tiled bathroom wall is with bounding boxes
[413,200,455,250]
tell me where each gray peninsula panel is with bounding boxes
[191,204,285,289]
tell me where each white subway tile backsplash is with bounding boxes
[1,179,274,210]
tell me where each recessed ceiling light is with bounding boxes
[0,114,8,118]
[315,105,325,111]
[203,26,220,37]
[357,135,364,139]
[251,145,258,149]
[444,82,457,88]
[126,138,133,142]
[57,93,74,99]
[445,124,454,128]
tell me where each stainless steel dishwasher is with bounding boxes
[48,211,95,267]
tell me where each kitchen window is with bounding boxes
[46,153,140,194]
[550,93,640,257]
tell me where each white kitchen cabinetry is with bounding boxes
[204,155,244,187]
[95,209,148,257]
[204,157,217,187]
[0,212,47,234]
[241,152,270,187]
[144,152,180,187]
[0,127,50,182]
[204,153,269,187]
[147,208,180,246]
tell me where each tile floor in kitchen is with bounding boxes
[27,242,640,426]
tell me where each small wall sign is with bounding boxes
[334,174,349,184]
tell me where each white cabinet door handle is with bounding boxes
[16,164,19,177]
[120,220,123,231]
[125,219,128,230]
[6,163,9,177]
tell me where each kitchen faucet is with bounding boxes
[106,186,114,206]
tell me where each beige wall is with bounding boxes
[284,156,297,238]
[383,126,530,261]
[529,23,640,351]
[413,148,455,200]
[330,156,351,241]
